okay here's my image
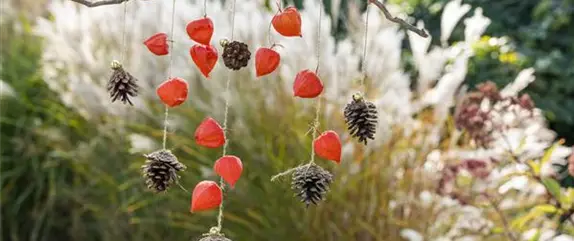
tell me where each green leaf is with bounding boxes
[533,204,557,214]
[542,178,562,200]
[511,204,557,229]
[491,227,505,234]
[527,160,541,176]
[540,139,564,170]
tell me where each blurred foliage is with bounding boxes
[405,0,574,144]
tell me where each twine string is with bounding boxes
[305,0,324,176]
[213,0,237,234]
[161,0,177,150]
[360,4,370,92]
[120,2,128,63]
[314,0,323,73]
[203,0,207,17]
[270,0,324,182]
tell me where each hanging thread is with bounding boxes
[120,2,128,63]
[360,4,370,91]
[212,0,237,235]
[270,0,324,181]
[314,0,322,73]
[162,0,178,150]
[309,0,323,164]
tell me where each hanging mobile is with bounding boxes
[141,0,189,193]
[270,0,341,208]
[190,0,243,240]
[344,3,378,145]
[107,2,139,106]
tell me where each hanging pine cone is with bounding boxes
[220,39,251,70]
[291,164,333,207]
[198,234,232,241]
[107,60,139,105]
[344,92,378,145]
[141,149,186,192]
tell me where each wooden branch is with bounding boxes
[368,0,429,38]
[70,0,129,7]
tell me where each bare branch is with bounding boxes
[368,0,429,38]
[69,0,129,7]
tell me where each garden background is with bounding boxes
[1,0,574,240]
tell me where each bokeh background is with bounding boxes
[1,0,574,240]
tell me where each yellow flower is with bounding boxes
[499,52,519,64]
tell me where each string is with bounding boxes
[162,0,177,150]
[203,0,207,17]
[268,0,281,45]
[120,2,128,63]
[212,0,237,235]
[309,0,323,162]
[314,0,323,73]
[270,0,324,182]
[360,4,370,92]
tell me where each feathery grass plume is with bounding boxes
[141,149,186,192]
[107,60,138,105]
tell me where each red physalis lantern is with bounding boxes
[186,17,214,45]
[190,44,218,78]
[190,180,222,212]
[156,77,188,107]
[143,33,169,56]
[194,117,225,148]
[214,155,243,188]
[313,130,341,164]
[293,69,323,98]
[255,47,280,77]
[272,7,302,37]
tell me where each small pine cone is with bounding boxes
[141,149,186,192]
[291,164,333,207]
[107,60,138,105]
[198,234,232,241]
[344,93,378,145]
[221,40,251,70]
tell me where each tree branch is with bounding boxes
[69,0,129,7]
[367,0,429,38]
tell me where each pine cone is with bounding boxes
[221,40,251,70]
[141,149,186,192]
[291,164,333,207]
[107,60,138,105]
[344,93,378,145]
[198,234,232,241]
